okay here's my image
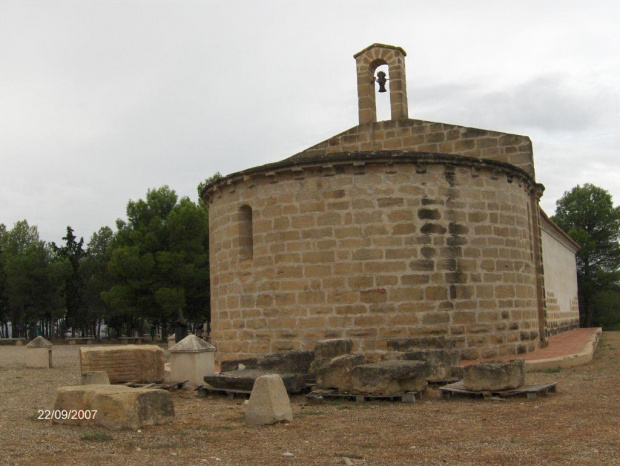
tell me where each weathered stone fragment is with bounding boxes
[245,374,293,425]
[167,335,176,349]
[351,360,430,395]
[164,362,171,382]
[400,349,460,380]
[221,358,259,372]
[204,369,308,393]
[258,350,314,373]
[463,359,525,391]
[221,350,314,374]
[451,366,464,380]
[315,338,353,360]
[315,354,365,392]
[79,345,164,384]
[310,338,353,376]
[26,336,52,368]
[53,385,174,430]
[81,371,110,385]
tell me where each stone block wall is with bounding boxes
[284,119,534,177]
[206,153,541,361]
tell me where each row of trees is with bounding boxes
[0,180,618,339]
[0,180,218,340]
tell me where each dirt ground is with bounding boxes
[1,333,619,466]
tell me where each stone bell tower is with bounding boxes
[354,43,409,125]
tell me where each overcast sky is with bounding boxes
[1,0,619,245]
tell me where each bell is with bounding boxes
[376,71,388,93]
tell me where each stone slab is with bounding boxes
[53,384,174,430]
[81,371,110,385]
[257,350,314,374]
[220,358,259,372]
[400,349,460,380]
[204,369,308,393]
[463,359,525,391]
[310,339,353,376]
[79,345,164,384]
[351,360,430,395]
[440,381,557,399]
[220,350,314,375]
[315,354,365,392]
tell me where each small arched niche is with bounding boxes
[238,204,253,261]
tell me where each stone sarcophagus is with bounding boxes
[79,345,165,383]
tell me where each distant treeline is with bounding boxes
[0,176,220,340]
[1,179,619,339]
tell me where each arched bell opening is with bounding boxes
[354,43,409,125]
[374,63,391,122]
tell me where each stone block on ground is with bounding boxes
[79,345,164,384]
[463,359,525,391]
[257,350,314,374]
[309,339,352,376]
[351,360,430,395]
[245,374,293,426]
[53,385,174,430]
[221,350,313,374]
[81,371,110,385]
[451,366,464,380]
[314,338,353,360]
[315,354,365,392]
[400,349,460,380]
[26,336,53,368]
[204,369,308,393]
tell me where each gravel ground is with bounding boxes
[1,333,619,466]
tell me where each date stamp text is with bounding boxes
[37,410,98,420]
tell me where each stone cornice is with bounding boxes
[201,151,537,204]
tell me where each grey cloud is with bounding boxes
[415,74,618,135]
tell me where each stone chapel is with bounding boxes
[201,44,580,362]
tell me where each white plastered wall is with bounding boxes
[540,214,580,334]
